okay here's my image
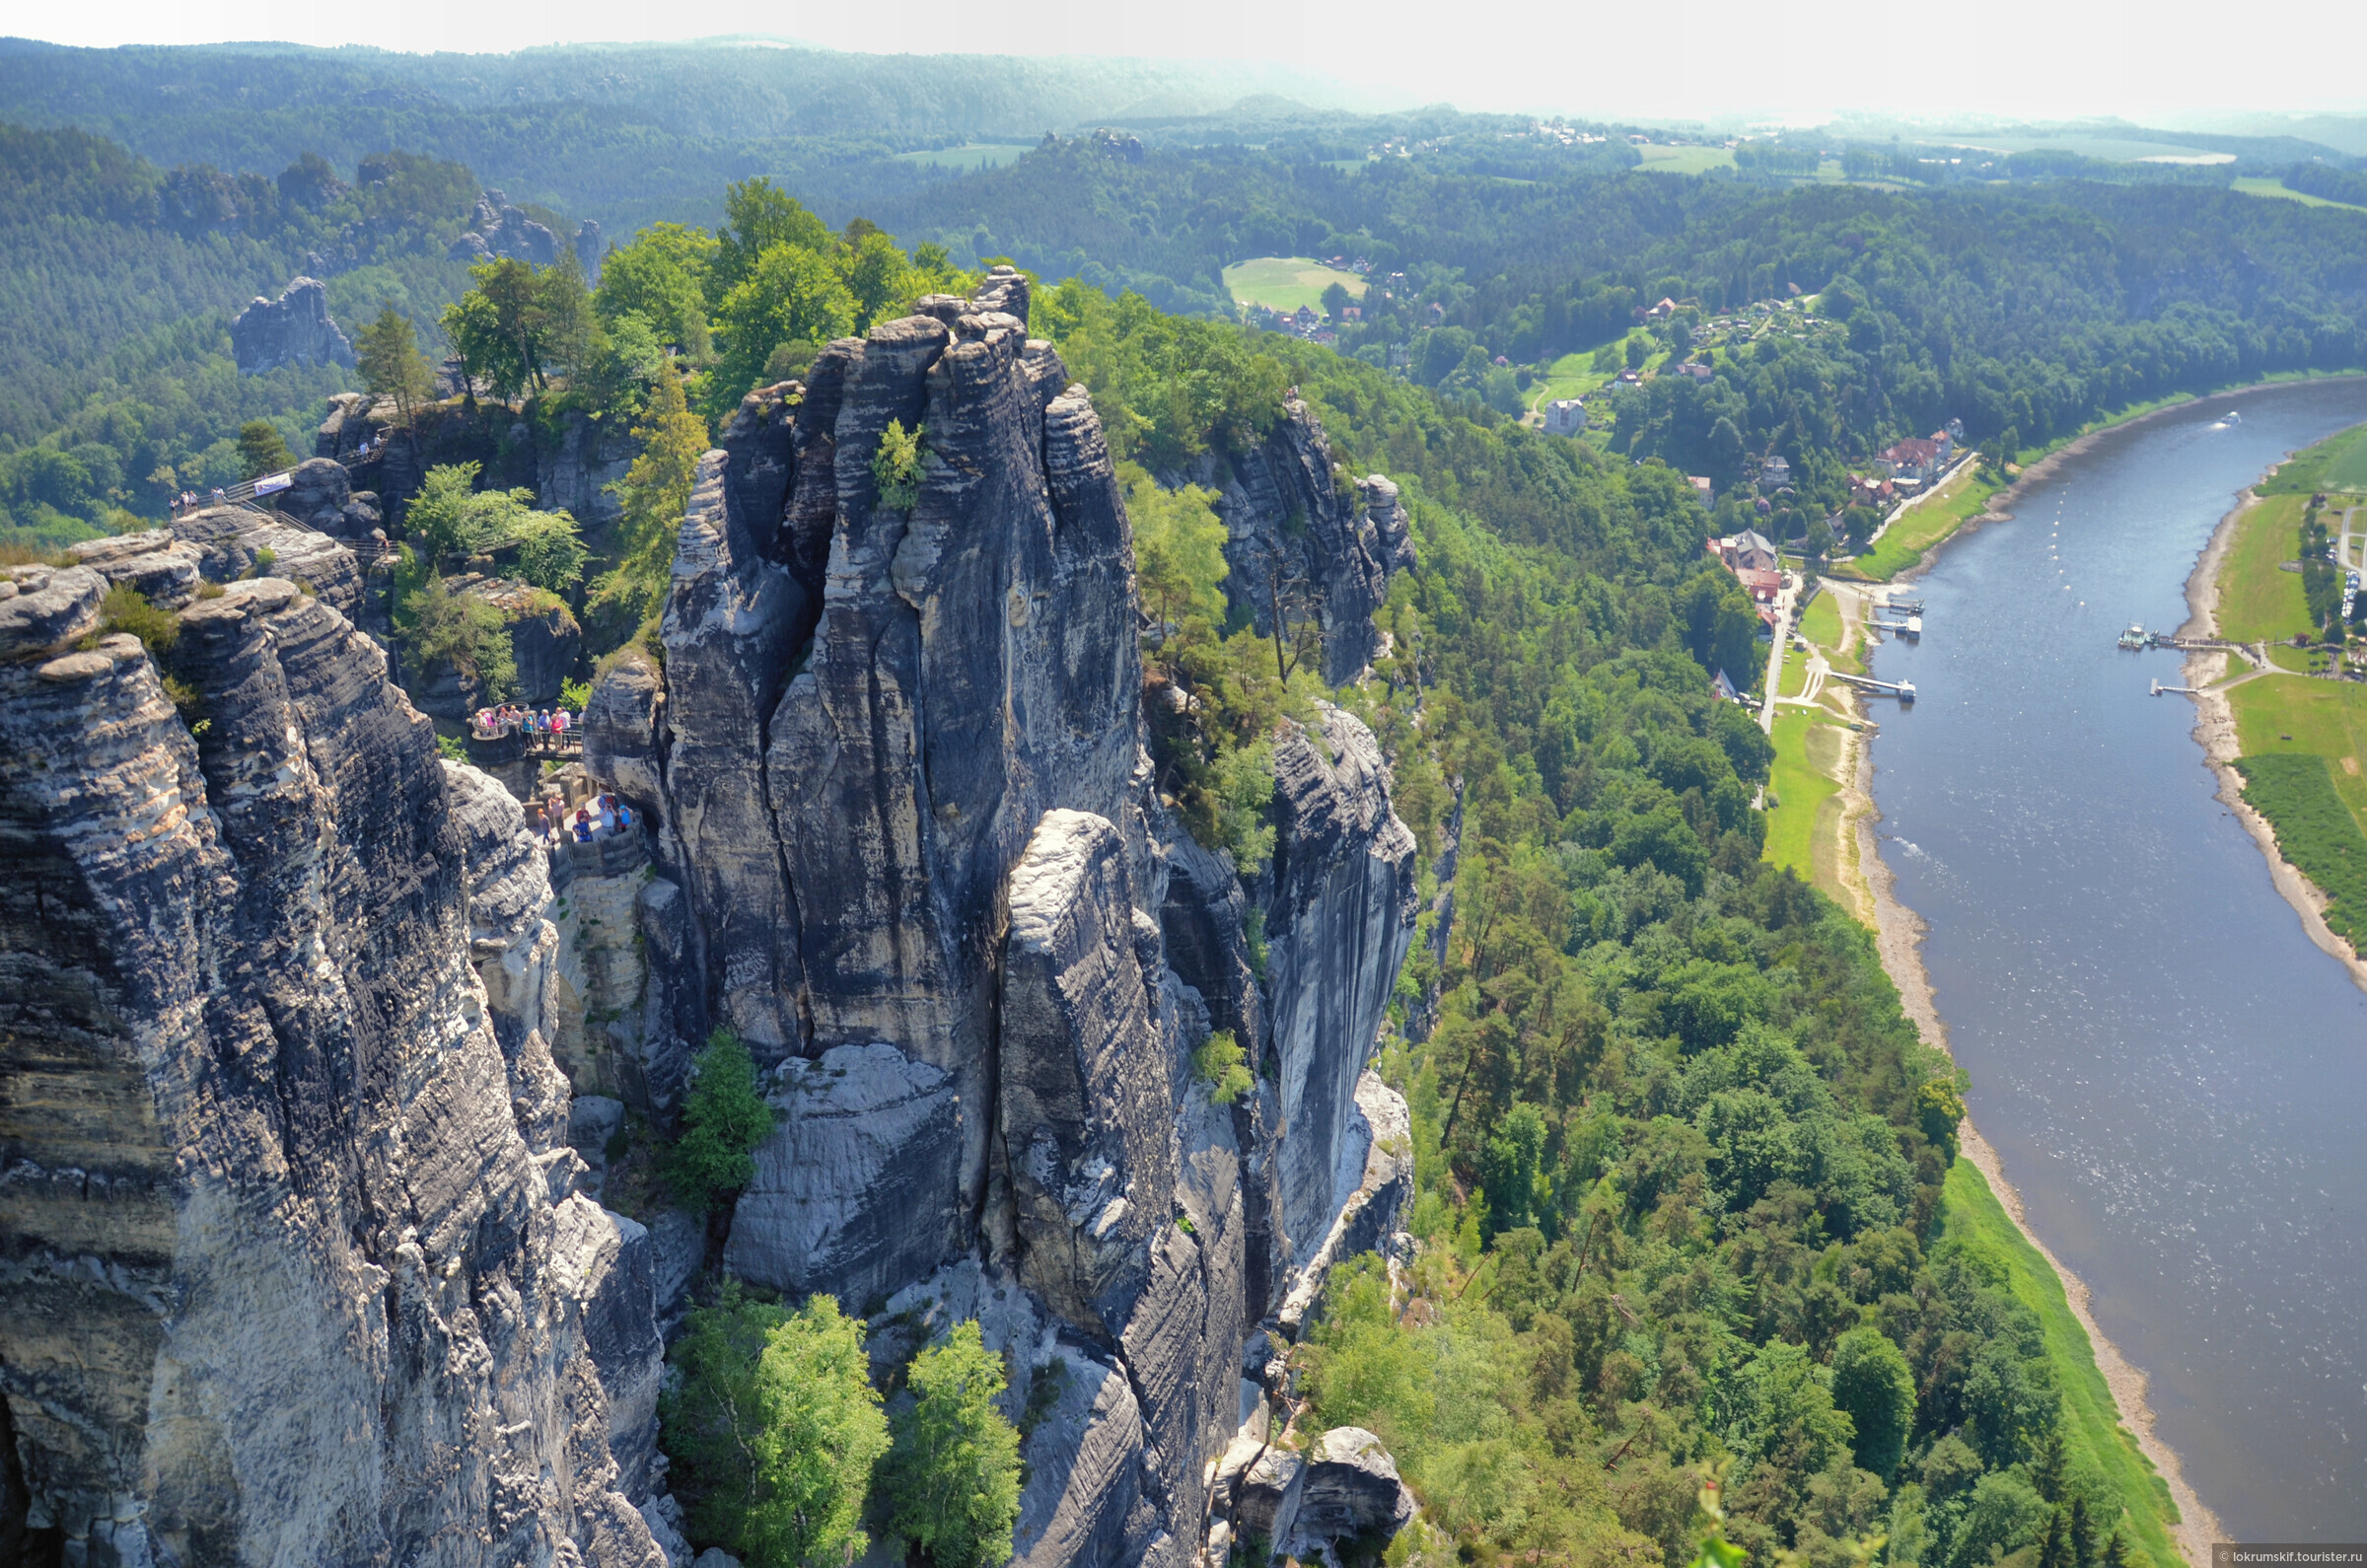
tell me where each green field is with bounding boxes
[2231,176,2367,214]
[1526,348,1619,417]
[2230,748,2367,957]
[892,143,1034,172]
[2216,493,2315,643]
[1762,709,1847,891]
[1797,591,1841,650]
[1222,256,1368,315]
[2231,673,2367,809]
[1636,144,1735,175]
[2261,420,2367,495]
[1936,1161,2187,1568]
[1842,465,2001,580]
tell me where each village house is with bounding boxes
[1542,398,1589,436]
[1846,472,1897,510]
[1879,429,1959,485]
[1712,529,1781,573]
[1294,304,1319,331]
[1760,455,1793,487]
[1687,475,1714,503]
[1878,435,1944,485]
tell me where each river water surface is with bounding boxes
[1863,380,2367,1537]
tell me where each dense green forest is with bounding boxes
[0,120,487,540]
[873,141,2367,536]
[0,38,1379,236]
[1021,282,2177,1568]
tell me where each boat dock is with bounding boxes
[2116,623,2247,654]
[1830,672,1917,702]
[1870,613,1922,638]
[2151,679,2200,696]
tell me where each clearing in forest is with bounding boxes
[1222,257,1368,316]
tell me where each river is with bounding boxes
[1862,379,2367,1538]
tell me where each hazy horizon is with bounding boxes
[9,0,2367,129]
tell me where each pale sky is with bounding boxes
[5,0,2365,123]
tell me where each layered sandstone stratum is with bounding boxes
[1,268,1419,1568]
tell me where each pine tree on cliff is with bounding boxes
[590,362,708,646]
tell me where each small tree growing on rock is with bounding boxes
[667,1029,775,1213]
[881,1320,1023,1568]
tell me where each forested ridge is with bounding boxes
[0,119,483,537]
[876,141,2367,527]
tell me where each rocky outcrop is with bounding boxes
[564,283,1420,1568]
[231,276,356,375]
[64,531,203,607]
[722,1042,962,1313]
[171,502,372,630]
[1276,1071,1413,1339]
[0,568,669,1561]
[276,455,385,541]
[1262,708,1419,1279]
[1196,396,1413,685]
[316,397,634,549]
[449,189,564,267]
[1261,1429,1416,1564]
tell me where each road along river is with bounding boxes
[1863,380,2367,1538]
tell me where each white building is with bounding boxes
[1542,398,1589,436]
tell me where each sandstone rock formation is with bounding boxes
[1191,394,1414,685]
[1,271,1420,1568]
[318,394,636,548]
[586,282,1419,1568]
[231,276,357,375]
[0,564,669,1563]
[448,189,564,267]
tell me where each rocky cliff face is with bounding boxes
[2,271,1420,1568]
[593,271,1419,1568]
[0,561,668,1565]
[318,395,636,547]
[1189,395,1414,686]
[231,276,357,375]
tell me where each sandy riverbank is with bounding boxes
[2180,483,2367,997]
[1831,398,2252,1565]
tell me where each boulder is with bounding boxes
[276,456,381,538]
[230,277,356,375]
[0,563,105,660]
[722,1042,964,1310]
[1280,1428,1417,1558]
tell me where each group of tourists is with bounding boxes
[472,704,578,741]
[534,790,632,847]
[170,488,228,514]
